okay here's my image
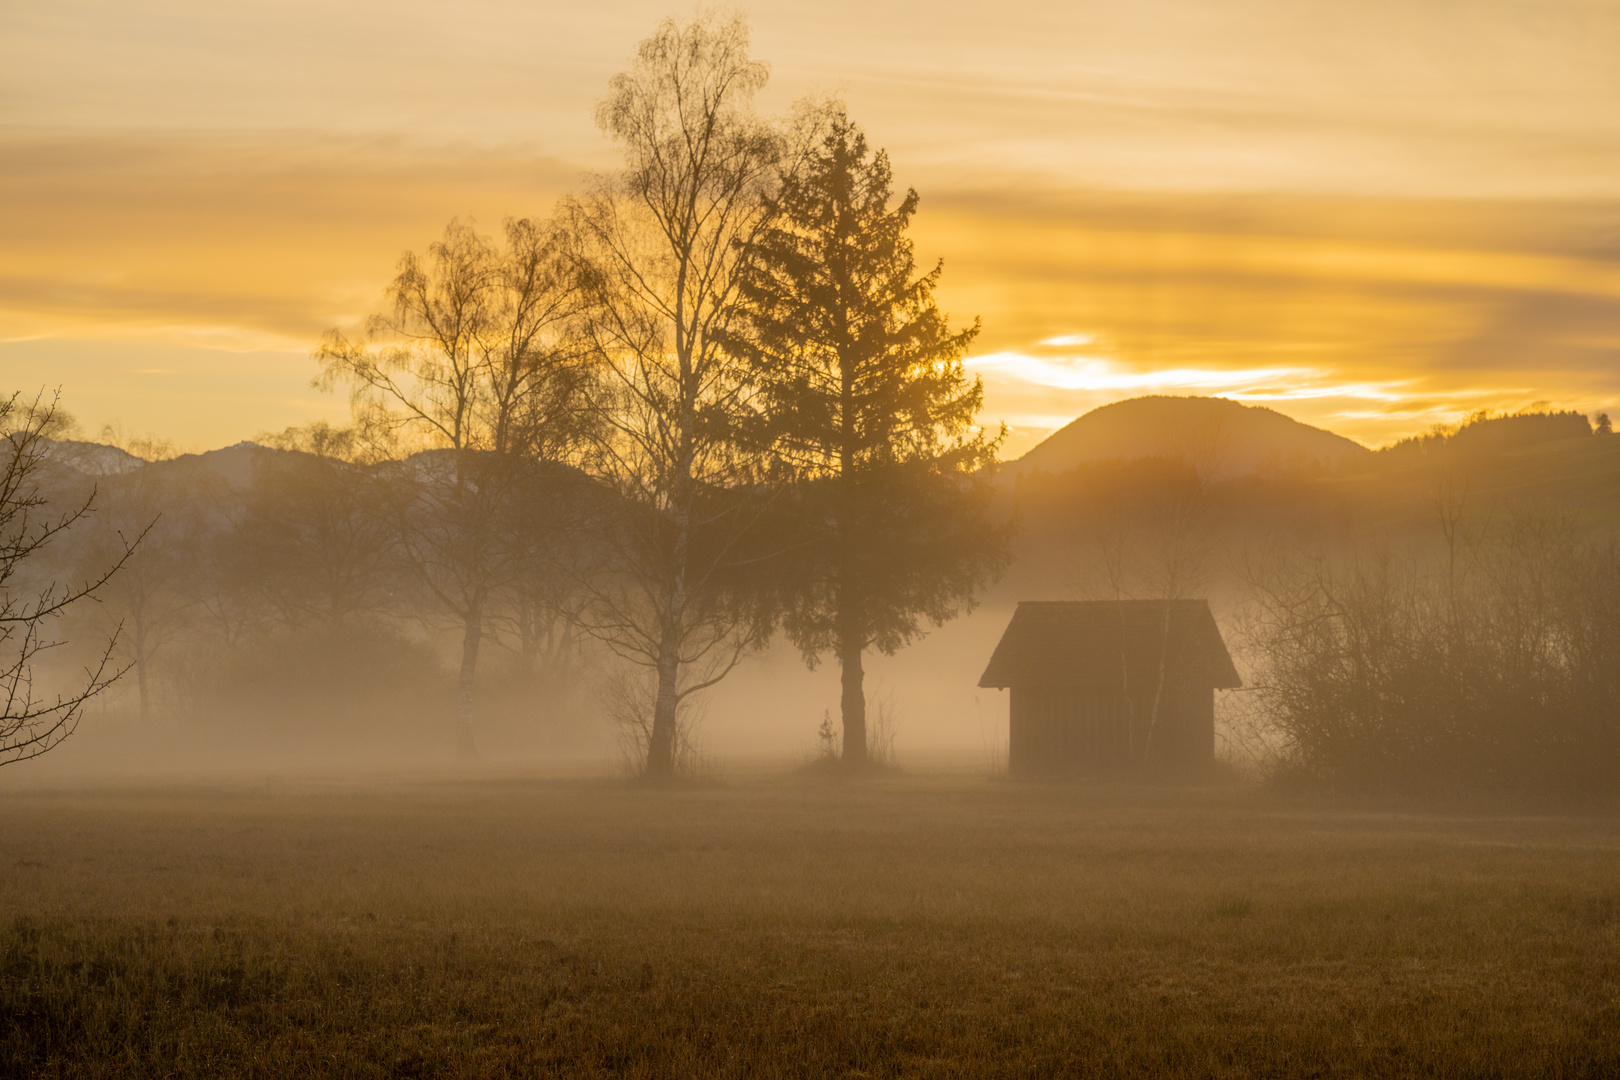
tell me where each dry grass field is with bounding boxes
[4,768,1620,1078]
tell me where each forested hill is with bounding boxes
[1001,405,1620,602]
[1004,395,1369,479]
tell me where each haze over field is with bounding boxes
[11,393,1616,776]
[5,0,1620,455]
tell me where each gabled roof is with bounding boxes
[978,600,1241,690]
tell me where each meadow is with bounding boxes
[4,766,1620,1078]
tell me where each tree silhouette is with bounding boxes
[567,13,792,779]
[729,110,1007,764]
[1,392,138,765]
[316,217,595,756]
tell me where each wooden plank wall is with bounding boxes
[1009,684,1215,775]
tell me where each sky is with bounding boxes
[4,0,1619,457]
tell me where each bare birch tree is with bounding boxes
[566,14,796,780]
[316,216,594,756]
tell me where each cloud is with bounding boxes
[5,139,1620,453]
[909,187,1620,451]
[969,352,1334,397]
[0,133,583,345]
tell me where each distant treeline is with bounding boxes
[1374,407,1608,462]
[31,438,587,748]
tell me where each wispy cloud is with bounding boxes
[969,351,1347,397]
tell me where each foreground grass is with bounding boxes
[4,770,1620,1077]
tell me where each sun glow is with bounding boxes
[966,342,1557,457]
[967,350,1405,401]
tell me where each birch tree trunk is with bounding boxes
[647,624,681,778]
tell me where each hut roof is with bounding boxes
[978,600,1241,690]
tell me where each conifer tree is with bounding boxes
[730,110,1008,764]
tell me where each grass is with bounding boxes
[4,768,1620,1077]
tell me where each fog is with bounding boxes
[8,394,1616,796]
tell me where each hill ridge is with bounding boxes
[1005,395,1369,479]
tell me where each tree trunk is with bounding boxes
[646,466,691,781]
[835,381,865,764]
[838,587,867,765]
[646,624,680,780]
[517,592,537,681]
[456,603,482,758]
[839,639,867,766]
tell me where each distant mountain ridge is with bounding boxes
[42,439,148,476]
[49,396,1371,487]
[1005,396,1369,479]
[42,438,270,486]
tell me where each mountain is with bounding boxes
[1003,395,1369,479]
[170,441,269,489]
[42,439,147,476]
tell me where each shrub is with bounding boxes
[1244,522,1620,796]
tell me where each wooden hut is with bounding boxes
[978,600,1241,775]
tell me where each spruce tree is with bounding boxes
[731,110,1007,765]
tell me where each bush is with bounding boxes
[1244,522,1620,796]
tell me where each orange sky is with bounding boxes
[5,1,1619,456]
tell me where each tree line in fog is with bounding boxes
[6,13,1618,799]
[2,14,1006,779]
